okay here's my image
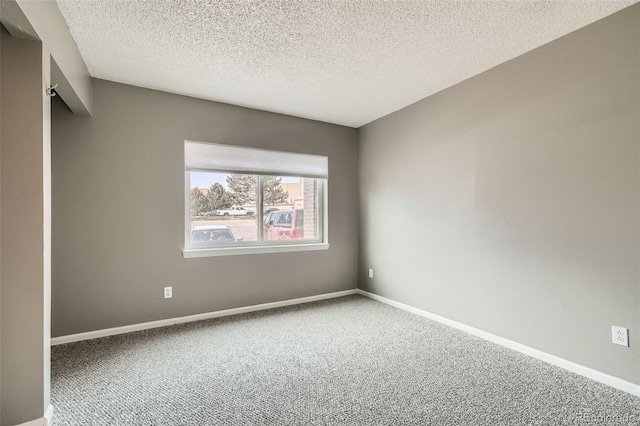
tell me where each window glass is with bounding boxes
[263,176,318,241]
[189,171,258,244]
[191,228,235,243]
[264,212,276,226]
[278,212,292,225]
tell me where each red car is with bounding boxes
[263,210,279,239]
[265,209,304,240]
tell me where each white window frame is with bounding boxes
[182,142,329,258]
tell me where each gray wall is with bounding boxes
[52,79,359,337]
[1,26,49,426]
[359,5,640,384]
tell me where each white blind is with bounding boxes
[185,141,328,179]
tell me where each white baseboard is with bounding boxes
[13,405,53,426]
[356,289,640,397]
[51,289,358,346]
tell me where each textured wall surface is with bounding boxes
[52,79,358,337]
[359,5,640,384]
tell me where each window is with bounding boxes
[277,212,292,225]
[183,141,328,257]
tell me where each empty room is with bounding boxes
[1,0,639,425]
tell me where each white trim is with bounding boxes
[322,179,328,243]
[13,405,53,426]
[44,405,54,426]
[257,176,264,243]
[51,289,357,346]
[183,242,329,258]
[356,289,640,397]
[184,169,191,249]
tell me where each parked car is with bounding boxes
[263,210,279,238]
[264,207,279,214]
[190,225,243,243]
[203,211,218,217]
[265,209,305,240]
[215,206,255,216]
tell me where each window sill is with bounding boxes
[183,242,330,258]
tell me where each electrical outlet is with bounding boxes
[368,268,374,278]
[612,326,628,347]
[164,286,172,299]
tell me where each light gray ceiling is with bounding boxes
[57,0,637,127]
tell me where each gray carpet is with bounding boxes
[51,295,640,425]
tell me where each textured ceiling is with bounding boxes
[57,0,637,127]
